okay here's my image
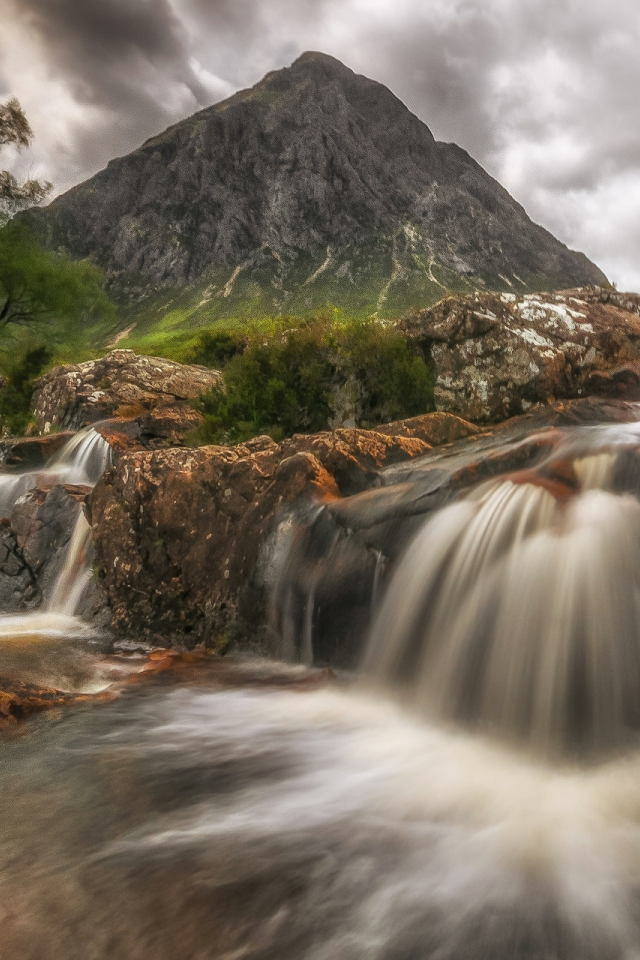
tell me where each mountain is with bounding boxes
[28,51,607,322]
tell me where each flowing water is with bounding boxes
[0,427,111,692]
[5,418,640,958]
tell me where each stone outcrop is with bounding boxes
[87,422,459,646]
[32,349,222,434]
[27,53,605,320]
[87,399,640,661]
[0,484,93,613]
[402,288,640,422]
[0,433,73,469]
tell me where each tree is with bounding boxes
[0,98,51,224]
[0,221,113,331]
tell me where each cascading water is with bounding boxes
[7,415,640,958]
[0,427,112,689]
[364,429,640,758]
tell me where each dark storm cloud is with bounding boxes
[1,0,640,288]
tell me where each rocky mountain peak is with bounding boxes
[27,53,607,319]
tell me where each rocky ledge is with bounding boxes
[402,287,640,422]
[33,349,223,437]
[86,397,640,662]
[87,413,476,648]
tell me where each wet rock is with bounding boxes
[0,433,74,469]
[87,427,432,647]
[0,676,93,727]
[88,397,640,664]
[375,411,477,444]
[401,288,640,422]
[0,484,93,612]
[32,349,222,434]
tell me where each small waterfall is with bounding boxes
[44,426,112,487]
[0,427,112,649]
[46,511,94,618]
[365,441,640,759]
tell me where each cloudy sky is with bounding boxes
[1,0,639,290]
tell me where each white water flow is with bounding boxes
[365,438,640,758]
[0,427,111,650]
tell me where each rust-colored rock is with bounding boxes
[0,433,74,469]
[401,288,640,422]
[0,676,95,727]
[87,426,433,646]
[374,412,478,444]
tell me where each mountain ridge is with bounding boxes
[27,51,607,322]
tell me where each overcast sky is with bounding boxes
[1,0,639,290]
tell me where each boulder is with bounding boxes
[0,433,73,469]
[401,287,640,422]
[374,411,477,444]
[0,483,94,613]
[32,349,222,434]
[88,397,640,663]
[87,427,433,647]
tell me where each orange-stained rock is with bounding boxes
[374,411,478,445]
[87,424,433,647]
[0,676,98,727]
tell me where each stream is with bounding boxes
[3,418,640,958]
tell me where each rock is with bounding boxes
[401,288,640,422]
[374,412,478,444]
[87,426,433,646]
[26,54,604,321]
[0,433,74,469]
[87,396,640,661]
[0,484,94,612]
[32,349,222,433]
[0,676,92,727]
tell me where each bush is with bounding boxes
[186,330,244,368]
[193,316,434,445]
[0,345,52,435]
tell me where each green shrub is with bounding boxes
[0,345,52,435]
[185,330,244,368]
[193,316,434,445]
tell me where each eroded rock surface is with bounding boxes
[32,349,222,434]
[89,398,640,662]
[0,484,93,612]
[87,425,437,646]
[402,288,640,422]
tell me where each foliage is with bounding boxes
[0,344,52,435]
[193,316,434,444]
[185,330,244,368]
[0,98,51,224]
[0,221,113,331]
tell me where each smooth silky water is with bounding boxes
[6,422,640,958]
[0,428,112,692]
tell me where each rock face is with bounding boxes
[32,349,222,434]
[27,52,605,318]
[87,418,473,646]
[0,434,73,469]
[88,398,640,663]
[0,484,93,613]
[402,288,640,422]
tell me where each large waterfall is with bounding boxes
[364,427,640,759]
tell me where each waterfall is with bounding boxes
[364,437,640,759]
[0,427,111,635]
[45,511,94,617]
[45,427,112,486]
